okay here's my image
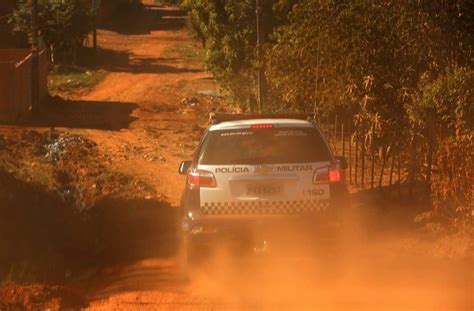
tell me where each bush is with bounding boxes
[431,134,473,228]
[409,67,473,228]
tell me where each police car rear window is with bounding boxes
[198,128,331,165]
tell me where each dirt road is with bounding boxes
[67,7,219,207]
[0,5,471,310]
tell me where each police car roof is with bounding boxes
[209,119,314,131]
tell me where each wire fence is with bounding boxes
[316,115,437,199]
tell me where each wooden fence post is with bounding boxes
[398,141,402,199]
[427,120,434,184]
[388,138,396,191]
[92,0,98,50]
[349,120,352,185]
[31,0,40,115]
[326,115,330,141]
[355,128,359,187]
[378,144,388,191]
[361,128,366,189]
[370,122,375,190]
[341,122,345,158]
[409,128,417,198]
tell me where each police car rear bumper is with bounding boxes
[181,182,349,240]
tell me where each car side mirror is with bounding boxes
[335,156,348,170]
[178,160,193,175]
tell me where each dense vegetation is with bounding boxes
[183,0,473,229]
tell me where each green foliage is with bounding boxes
[48,68,108,94]
[431,133,473,228]
[184,0,472,115]
[408,67,473,137]
[10,0,92,64]
[182,0,297,110]
[162,44,205,66]
[182,0,207,44]
[409,67,473,227]
[267,0,472,118]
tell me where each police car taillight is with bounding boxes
[187,169,216,188]
[328,166,341,183]
[313,165,341,184]
[251,124,274,129]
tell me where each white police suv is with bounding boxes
[178,114,349,266]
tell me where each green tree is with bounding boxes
[10,0,92,64]
[182,0,297,111]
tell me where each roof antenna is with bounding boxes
[313,26,321,124]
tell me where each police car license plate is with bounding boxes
[246,183,282,196]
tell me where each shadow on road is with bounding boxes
[77,6,200,75]
[92,197,180,265]
[28,97,139,131]
[100,5,186,35]
[348,183,432,234]
[79,47,202,74]
[84,197,182,303]
[0,166,180,308]
[87,262,182,303]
